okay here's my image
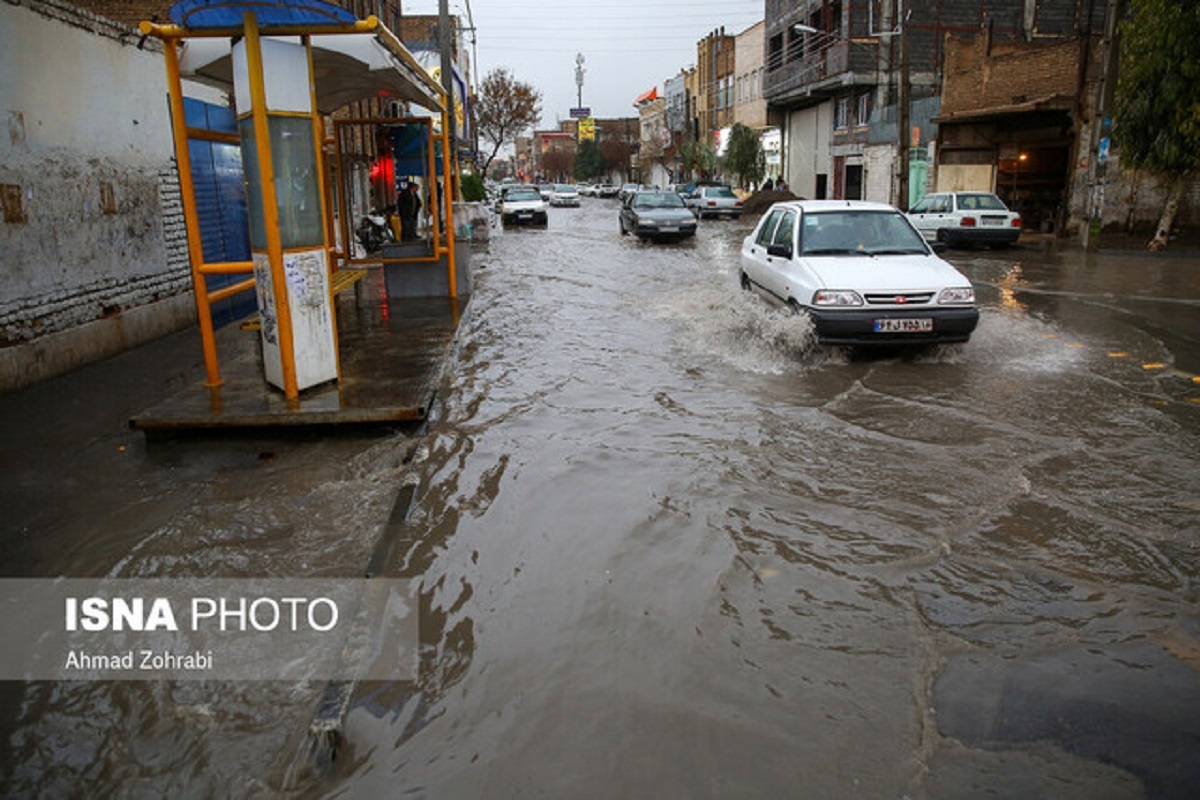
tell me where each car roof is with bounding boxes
[765,199,899,214]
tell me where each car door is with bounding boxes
[760,209,798,301]
[908,195,934,239]
[742,208,785,289]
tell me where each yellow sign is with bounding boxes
[579,117,595,141]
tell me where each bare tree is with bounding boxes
[475,67,542,179]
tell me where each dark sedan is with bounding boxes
[618,191,697,241]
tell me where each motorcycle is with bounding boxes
[355,208,396,253]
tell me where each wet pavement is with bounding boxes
[2,199,1199,798]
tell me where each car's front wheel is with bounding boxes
[740,271,752,291]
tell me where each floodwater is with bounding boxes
[2,200,1199,797]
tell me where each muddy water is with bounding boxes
[3,201,1200,797]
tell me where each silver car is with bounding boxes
[687,186,743,219]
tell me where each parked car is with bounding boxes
[686,185,743,219]
[906,191,1021,247]
[618,183,641,202]
[669,182,696,197]
[619,190,698,241]
[549,184,581,207]
[577,183,596,197]
[596,183,619,198]
[498,187,548,227]
[739,200,979,346]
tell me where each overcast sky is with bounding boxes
[404,0,765,126]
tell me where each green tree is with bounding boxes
[722,123,765,190]
[460,172,486,202]
[574,139,605,181]
[1113,0,1200,250]
[475,68,542,180]
[679,139,717,181]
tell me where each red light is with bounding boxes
[1012,218,1021,228]
[960,216,977,227]
[708,201,717,206]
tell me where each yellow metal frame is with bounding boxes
[142,13,456,399]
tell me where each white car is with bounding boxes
[739,200,979,346]
[686,185,743,219]
[498,187,548,227]
[549,184,581,207]
[906,191,1021,247]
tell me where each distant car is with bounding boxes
[499,187,548,227]
[596,183,619,198]
[906,191,1021,247]
[619,190,698,241]
[739,200,979,346]
[669,182,696,197]
[618,183,641,202]
[577,183,596,197]
[686,185,743,219]
[549,184,581,207]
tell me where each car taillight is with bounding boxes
[960,216,977,227]
[1011,218,1021,228]
[708,201,717,206]
[735,201,743,206]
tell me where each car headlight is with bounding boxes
[938,287,975,304]
[813,290,864,306]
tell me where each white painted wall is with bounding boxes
[784,102,833,199]
[0,1,222,390]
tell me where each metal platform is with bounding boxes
[129,269,467,434]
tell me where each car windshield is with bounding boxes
[800,210,928,256]
[507,190,541,202]
[705,187,736,198]
[555,184,575,192]
[633,192,686,209]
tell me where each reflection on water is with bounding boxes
[3,205,1199,797]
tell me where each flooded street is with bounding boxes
[3,198,1200,797]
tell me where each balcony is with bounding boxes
[765,38,879,108]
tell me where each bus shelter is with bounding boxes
[141,0,458,402]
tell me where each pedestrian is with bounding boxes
[777,178,789,193]
[762,177,775,192]
[398,181,421,241]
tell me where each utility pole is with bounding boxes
[438,0,456,167]
[575,53,586,110]
[896,0,911,210]
[1083,0,1122,250]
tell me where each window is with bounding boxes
[856,94,870,127]
[768,33,784,72]
[835,97,851,130]
[756,209,785,246]
[773,211,797,250]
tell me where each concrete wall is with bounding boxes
[0,1,216,392]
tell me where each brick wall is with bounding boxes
[941,35,1082,116]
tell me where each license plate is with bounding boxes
[518,213,532,219]
[875,318,932,333]
[981,217,1003,226]
[659,226,678,233]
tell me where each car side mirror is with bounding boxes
[930,241,948,254]
[767,243,792,259]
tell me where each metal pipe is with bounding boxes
[163,37,224,388]
[207,277,257,304]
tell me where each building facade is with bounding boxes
[696,28,735,151]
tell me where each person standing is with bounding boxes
[398,180,421,241]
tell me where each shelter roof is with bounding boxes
[147,0,444,113]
